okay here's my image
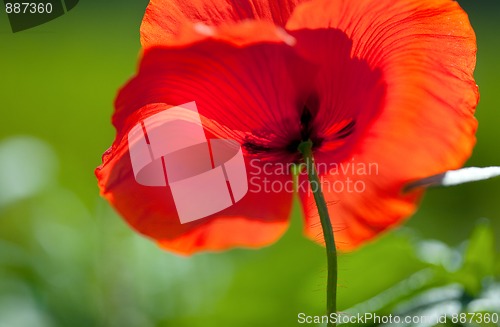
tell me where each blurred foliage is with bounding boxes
[342,222,499,326]
[0,0,499,327]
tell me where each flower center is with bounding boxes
[285,106,319,153]
[242,100,357,160]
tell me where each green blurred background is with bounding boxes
[0,1,499,326]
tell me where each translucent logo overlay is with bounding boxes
[4,0,79,33]
[128,102,248,224]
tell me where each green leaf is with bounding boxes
[455,220,496,296]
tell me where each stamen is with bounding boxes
[300,107,313,141]
[336,120,356,139]
[242,140,272,154]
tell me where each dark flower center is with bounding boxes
[285,106,320,153]
[243,102,357,158]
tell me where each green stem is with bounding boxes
[298,140,337,326]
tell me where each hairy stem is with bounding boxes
[298,140,337,326]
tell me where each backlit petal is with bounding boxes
[141,0,308,47]
[96,103,293,255]
[289,0,478,250]
[97,23,315,254]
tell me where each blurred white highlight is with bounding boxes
[441,166,500,186]
[405,166,500,192]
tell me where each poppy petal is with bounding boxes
[97,23,314,254]
[97,103,294,255]
[114,22,316,161]
[141,0,307,47]
[289,0,478,250]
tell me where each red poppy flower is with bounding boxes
[96,0,478,255]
